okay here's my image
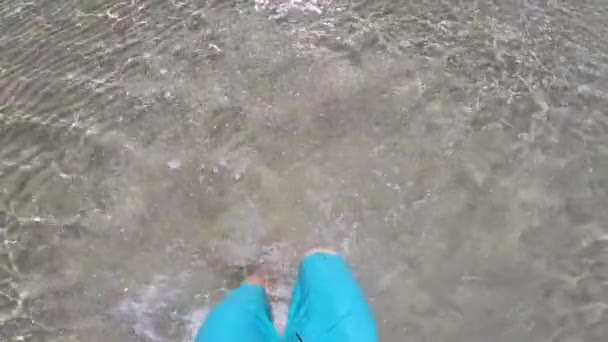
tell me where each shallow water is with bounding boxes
[1,0,608,341]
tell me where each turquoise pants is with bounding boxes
[195,253,378,342]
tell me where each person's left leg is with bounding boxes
[195,275,280,342]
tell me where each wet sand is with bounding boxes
[1,1,608,341]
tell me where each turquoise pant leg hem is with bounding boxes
[195,284,280,342]
[195,254,377,342]
[283,253,378,342]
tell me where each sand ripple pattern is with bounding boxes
[1,0,608,341]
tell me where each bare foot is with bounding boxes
[305,247,338,257]
[244,273,268,288]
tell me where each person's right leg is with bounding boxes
[283,249,378,342]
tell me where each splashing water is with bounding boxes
[1,0,608,341]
